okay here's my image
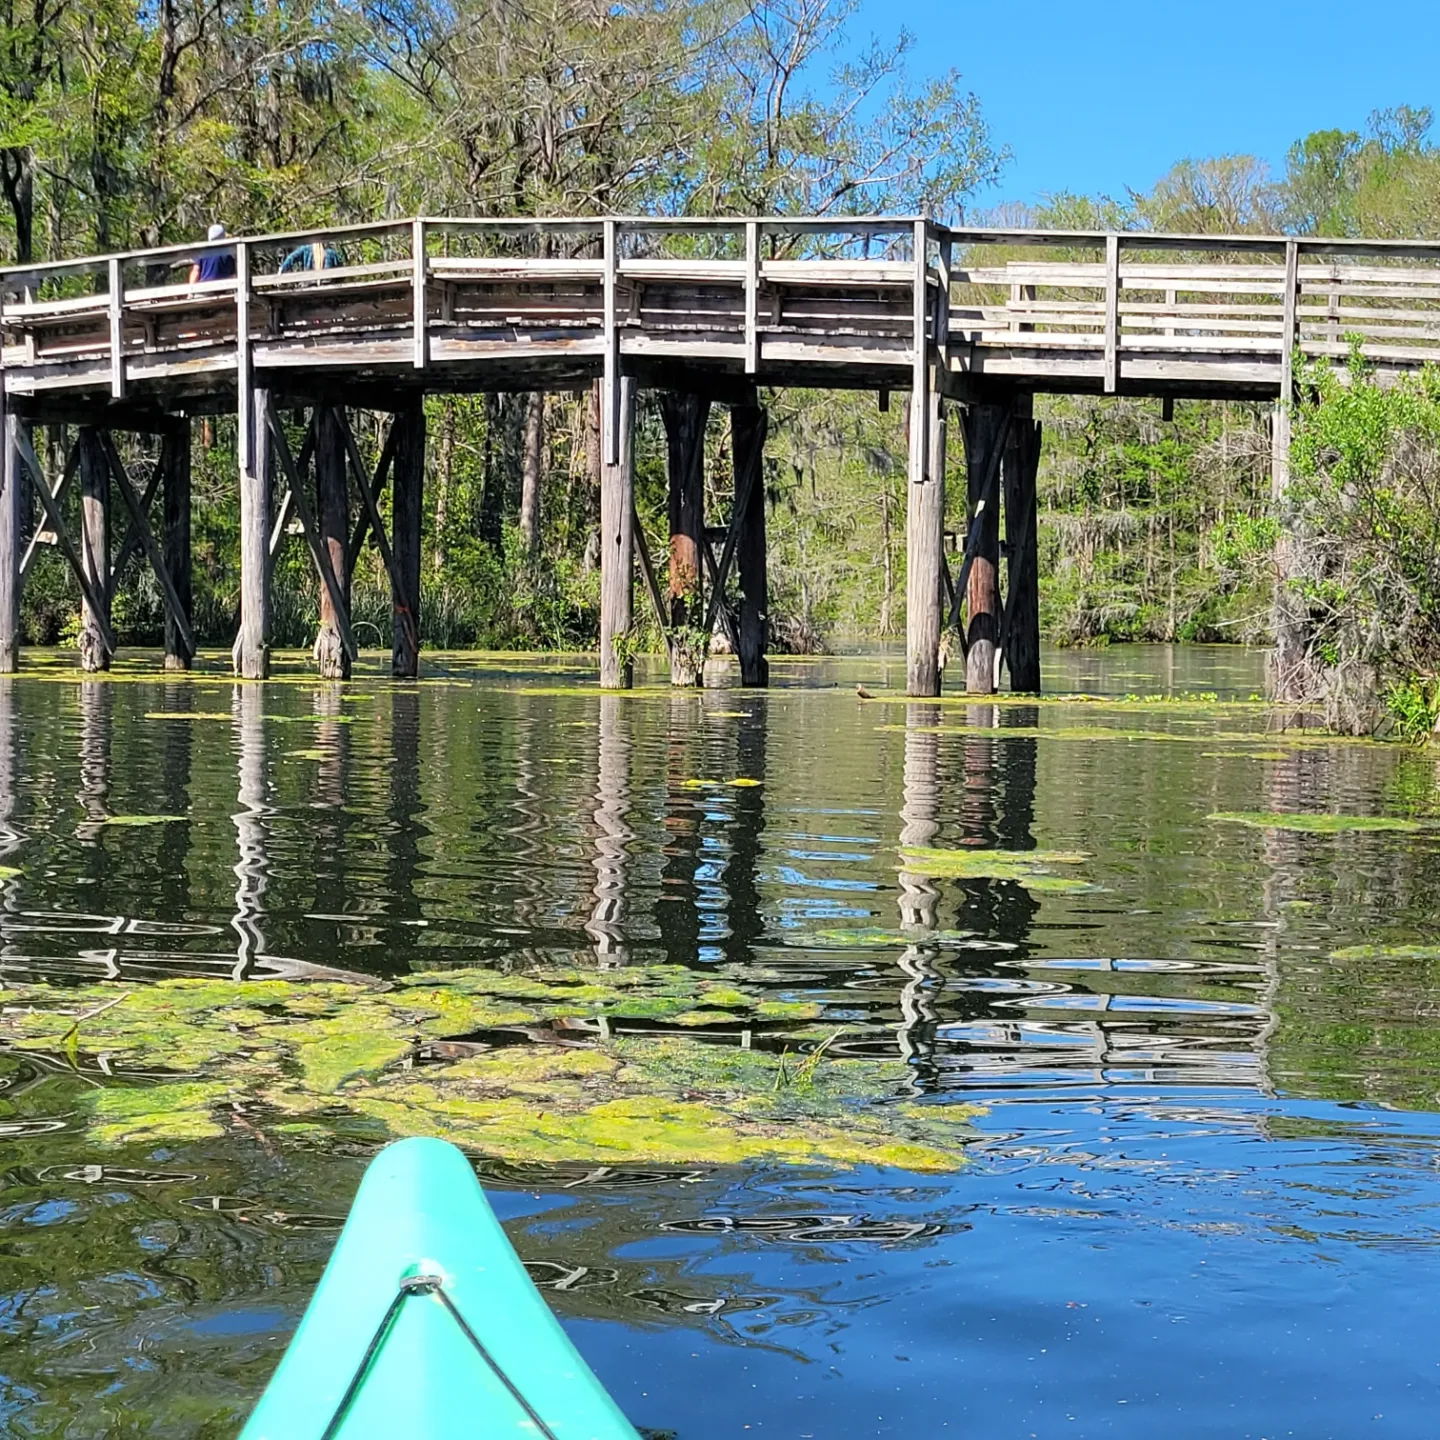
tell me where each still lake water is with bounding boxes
[2,643,1439,1437]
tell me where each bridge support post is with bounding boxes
[314,406,351,680]
[660,391,710,686]
[234,387,273,679]
[734,400,769,687]
[962,402,1005,694]
[162,419,193,671]
[77,428,111,673]
[391,401,425,678]
[599,376,636,689]
[1001,400,1042,693]
[906,384,946,697]
[0,410,18,673]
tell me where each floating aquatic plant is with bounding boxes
[1209,811,1425,834]
[0,968,981,1171]
[897,847,1094,892]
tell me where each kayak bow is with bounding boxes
[241,1137,641,1440]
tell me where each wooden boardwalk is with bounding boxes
[4,215,1440,693]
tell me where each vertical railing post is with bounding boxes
[936,229,953,352]
[744,219,760,375]
[235,239,251,479]
[1103,232,1120,393]
[1280,237,1300,402]
[108,256,125,400]
[909,218,930,486]
[602,218,619,466]
[412,218,428,371]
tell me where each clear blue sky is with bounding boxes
[849,0,1440,211]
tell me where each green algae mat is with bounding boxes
[0,966,981,1172]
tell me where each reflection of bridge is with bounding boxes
[4,219,1440,694]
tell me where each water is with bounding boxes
[2,644,1439,1437]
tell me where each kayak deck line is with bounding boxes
[240,1136,641,1440]
[321,1272,561,1440]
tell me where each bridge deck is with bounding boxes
[5,217,1440,419]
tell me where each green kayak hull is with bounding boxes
[240,1137,641,1440]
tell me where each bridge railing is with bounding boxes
[941,227,1440,388]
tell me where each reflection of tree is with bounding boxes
[586,694,633,964]
[230,683,268,979]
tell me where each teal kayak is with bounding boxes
[240,1137,641,1440]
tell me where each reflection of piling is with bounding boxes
[156,679,192,907]
[722,702,768,965]
[657,693,704,964]
[75,680,112,840]
[898,703,942,931]
[897,702,943,1090]
[230,683,268,978]
[586,693,632,964]
[386,686,424,939]
[0,680,19,948]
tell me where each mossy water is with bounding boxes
[3,644,1440,1438]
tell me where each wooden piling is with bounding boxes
[905,387,946,697]
[733,402,769,687]
[77,428,111,673]
[313,406,351,679]
[599,376,636,689]
[1001,400,1042,693]
[962,403,1005,694]
[162,418,193,671]
[519,391,543,555]
[390,402,425,679]
[0,412,20,673]
[660,391,710,686]
[234,387,273,679]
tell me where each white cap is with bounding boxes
[207,223,226,241]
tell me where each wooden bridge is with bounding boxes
[3,215,1440,693]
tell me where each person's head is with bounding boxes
[207,223,226,241]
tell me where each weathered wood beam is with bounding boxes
[336,409,412,666]
[266,406,357,664]
[0,410,20,671]
[13,427,116,657]
[390,402,425,678]
[905,383,946,696]
[108,451,162,589]
[98,430,195,662]
[699,536,740,654]
[733,403,769,687]
[161,419,193,669]
[660,391,710,687]
[19,442,79,582]
[599,375,636,688]
[268,415,318,560]
[996,412,1041,693]
[700,407,764,647]
[344,418,401,570]
[946,410,1013,633]
[312,406,351,678]
[959,403,1006,694]
[632,502,672,650]
[77,429,111,671]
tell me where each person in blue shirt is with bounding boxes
[188,223,237,284]
[279,240,344,273]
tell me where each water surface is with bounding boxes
[1,644,1438,1437]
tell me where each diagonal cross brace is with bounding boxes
[12,429,117,655]
[336,410,413,664]
[265,407,358,663]
[97,432,195,659]
[701,408,768,643]
[947,409,1013,635]
[19,442,80,582]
